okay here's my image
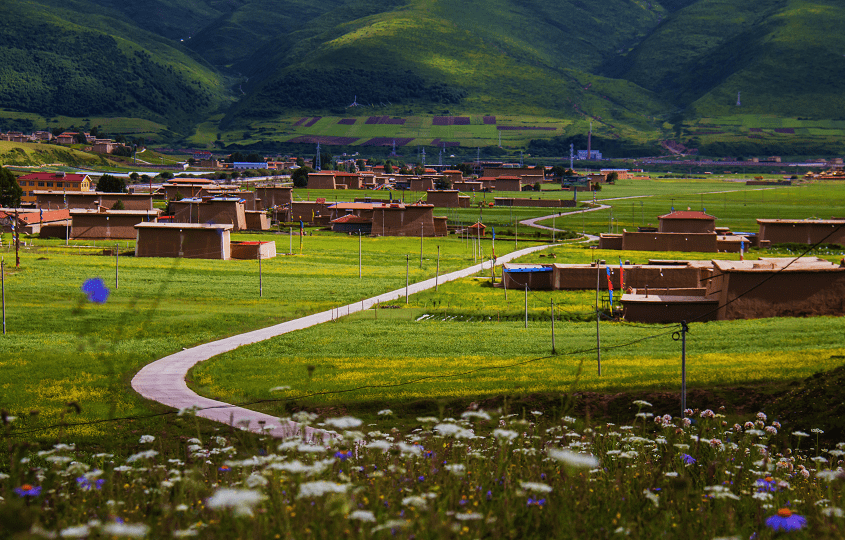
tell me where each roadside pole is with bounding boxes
[2,257,6,335]
[358,232,362,279]
[405,254,409,304]
[596,261,602,376]
[524,283,528,329]
[115,243,119,289]
[435,245,440,291]
[551,298,555,354]
[258,247,263,297]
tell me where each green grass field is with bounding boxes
[0,233,538,440]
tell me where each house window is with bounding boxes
[46,182,53,187]
[38,182,45,187]
[29,181,35,186]
[56,182,63,188]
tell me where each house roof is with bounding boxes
[0,209,70,223]
[658,211,716,220]
[331,214,371,224]
[19,172,89,183]
[331,202,376,210]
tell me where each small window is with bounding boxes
[38,182,45,187]
[56,182,63,188]
[46,182,53,187]
[29,181,35,186]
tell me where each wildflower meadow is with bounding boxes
[1,406,843,539]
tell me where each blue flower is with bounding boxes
[527,497,546,507]
[81,278,110,303]
[417,475,425,482]
[76,477,105,491]
[334,451,351,461]
[756,477,779,492]
[681,453,696,464]
[14,484,42,497]
[486,490,492,501]
[765,508,806,532]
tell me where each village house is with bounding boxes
[17,172,91,205]
[70,208,161,240]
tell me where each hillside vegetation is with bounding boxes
[0,0,843,153]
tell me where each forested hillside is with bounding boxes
[0,0,843,152]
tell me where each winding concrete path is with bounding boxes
[131,243,556,440]
[520,204,610,243]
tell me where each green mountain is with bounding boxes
[0,0,843,153]
[0,0,228,135]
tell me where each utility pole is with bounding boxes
[405,254,409,304]
[679,321,689,415]
[435,245,440,291]
[14,209,20,268]
[2,257,5,335]
[596,261,602,376]
[524,283,528,329]
[258,247,263,297]
[419,223,424,269]
[551,298,555,354]
[358,232,362,279]
[115,243,119,289]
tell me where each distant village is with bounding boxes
[2,130,844,326]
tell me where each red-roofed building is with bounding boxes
[658,210,716,234]
[17,172,91,204]
[0,208,70,234]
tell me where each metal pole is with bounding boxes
[596,261,602,376]
[435,246,440,291]
[14,209,20,268]
[405,254,409,304]
[2,257,5,335]
[420,223,423,269]
[115,243,119,289]
[515,219,517,249]
[358,231,362,279]
[552,213,555,243]
[551,298,555,354]
[681,321,688,415]
[258,247,263,297]
[524,283,528,329]
[289,226,292,255]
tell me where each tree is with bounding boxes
[606,171,619,184]
[356,159,366,171]
[384,161,394,174]
[97,174,127,193]
[129,172,140,182]
[111,200,125,210]
[291,166,313,188]
[0,169,23,207]
[296,157,305,167]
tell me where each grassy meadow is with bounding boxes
[0,233,537,441]
[3,404,843,539]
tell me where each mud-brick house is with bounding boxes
[71,209,161,239]
[135,223,233,259]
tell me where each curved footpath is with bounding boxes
[131,243,556,440]
[520,204,610,243]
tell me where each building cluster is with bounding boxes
[502,256,845,323]
[598,209,845,253]
[1,130,125,154]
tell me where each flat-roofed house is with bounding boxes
[18,172,91,204]
[135,222,232,259]
[658,210,717,233]
[71,208,160,239]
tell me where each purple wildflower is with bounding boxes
[527,497,546,507]
[681,453,696,464]
[765,508,807,532]
[417,475,425,482]
[76,477,105,491]
[81,278,110,303]
[334,451,352,461]
[14,484,42,497]
[756,477,779,492]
